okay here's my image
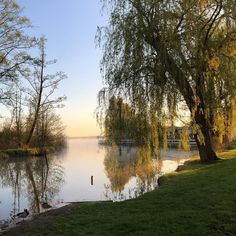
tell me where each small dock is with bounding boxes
[168,138,197,149]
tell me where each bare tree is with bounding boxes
[25,37,66,146]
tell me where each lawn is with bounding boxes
[5,149,236,236]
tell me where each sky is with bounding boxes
[18,0,108,137]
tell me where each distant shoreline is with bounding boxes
[67,136,100,139]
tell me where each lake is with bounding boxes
[0,138,196,225]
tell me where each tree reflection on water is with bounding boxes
[0,154,64,219]
[104,144,162,201]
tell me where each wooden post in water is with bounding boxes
[91,176,93,185]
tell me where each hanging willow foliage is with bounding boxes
[97,0,236,162]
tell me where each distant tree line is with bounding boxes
[0,0,66,151]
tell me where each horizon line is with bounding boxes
[67,135,103,139]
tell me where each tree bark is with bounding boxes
[194,135,218,162]
[193,104,219,162]
[193,72,220,162]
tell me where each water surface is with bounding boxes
[0,138,196,225]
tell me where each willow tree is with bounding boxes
[104,96,154,144]
[97,0,236,163]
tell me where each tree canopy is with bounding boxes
[98,0,236,162]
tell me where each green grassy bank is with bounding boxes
[5,149,236,236]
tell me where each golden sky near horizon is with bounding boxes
[59,107,101,137]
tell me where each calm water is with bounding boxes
[0,138,196,225]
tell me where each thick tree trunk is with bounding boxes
[193,109,219,163]
[194,134,219,162]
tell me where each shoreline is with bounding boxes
[0,156,189,234]
[5,148,236,235]
[3,148,236,235]
[0,146,64,158]
[0,154,192,234]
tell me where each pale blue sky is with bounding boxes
[18,0,108,136]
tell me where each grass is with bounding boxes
[5,149,236,236]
